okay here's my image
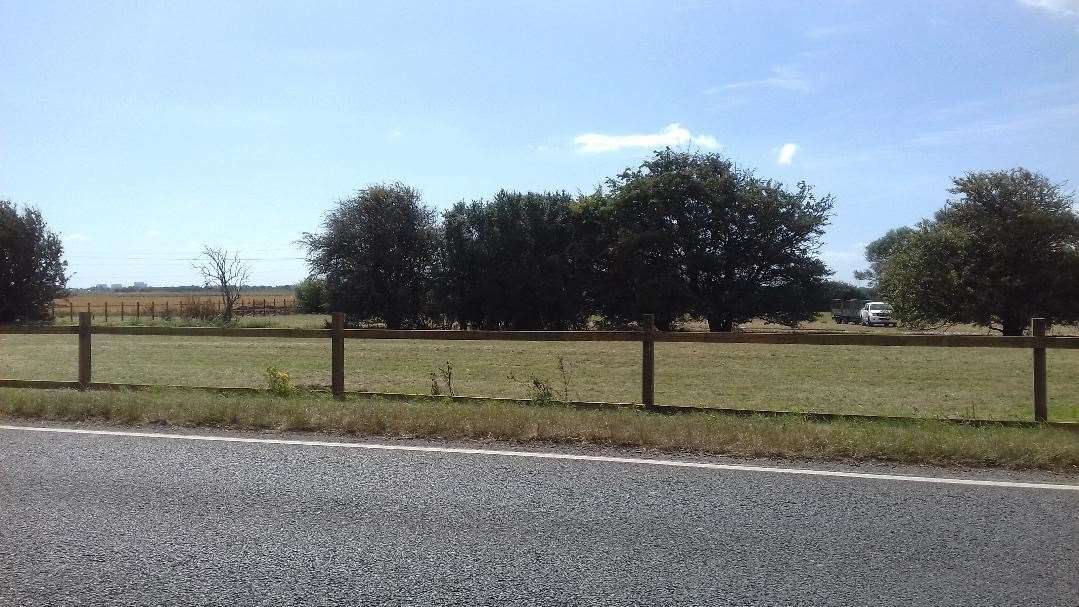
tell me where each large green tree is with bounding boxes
[439,191,589,329]
[302,183,440,329]
[854,227,914,289]
[879,168,1079,336]
[589,149,833,331]
[0,200,68,322]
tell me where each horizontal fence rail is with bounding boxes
[4,325,1079,348]
[1,312,1074,424]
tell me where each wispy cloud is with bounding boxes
[708,66,809,94]
[908,102,1079,146]
[806,25,850,40]
[776,143,800,165]
[1018,0,1079,17]
[573,123,719,153]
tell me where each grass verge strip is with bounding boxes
[1,387,1077,471]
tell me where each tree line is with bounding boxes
[858,168,1079,335]
[300,149,835,330]
[5,154,1075,334]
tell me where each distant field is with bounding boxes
[3,313,1077,422]
[53,290,296,319]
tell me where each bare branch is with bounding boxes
[194,245,250,323]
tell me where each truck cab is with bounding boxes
[860,302,896,327]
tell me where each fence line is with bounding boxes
[51,298,299,321]
[2,312,1076,423]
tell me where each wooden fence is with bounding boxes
[2,313,1078,424]
[50,298,299,322]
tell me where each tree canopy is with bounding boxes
[302,183,440,329]
[0,200,68,322]
[439,191,589,329]
[854,227,914,289]
[588,149,833,330]
[878,168,1079,335]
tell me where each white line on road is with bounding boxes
[2,424,1077,491]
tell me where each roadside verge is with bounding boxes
[1,387,1076,471]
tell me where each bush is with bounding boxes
[295,277,327,313]
[266,366,295,397]
[179,297,219,321]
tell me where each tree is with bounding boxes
[195,245,250,322]
[302,183,440,329]
[878,168,1079,335]
[854,227,914,289]
[0,200,68,322]
[590,149,833,331]
[438,191,589,329]
[294,277,327,313]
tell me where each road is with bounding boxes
[1,424,1076,606]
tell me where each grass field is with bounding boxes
[2,388,1076,470]
[3,314,1077,421]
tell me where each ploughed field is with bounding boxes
[3,314,1077,422]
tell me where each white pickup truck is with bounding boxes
[860,301,897,327]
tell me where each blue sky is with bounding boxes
[2,0,1078,288]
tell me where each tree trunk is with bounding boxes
[707,316,734,332]
[1001,315,1025,336]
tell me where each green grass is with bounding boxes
[1,387,1076,471]
[5,313,1078,422]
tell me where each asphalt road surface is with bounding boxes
[1,424,1076,606]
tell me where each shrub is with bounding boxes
[295,277,327,313]
[179,297,219,321]
[266,366,295,397]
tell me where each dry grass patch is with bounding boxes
[1,388,1076,471]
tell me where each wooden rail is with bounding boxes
[1,313,1074,421]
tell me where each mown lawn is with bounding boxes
[3,316,1077,421]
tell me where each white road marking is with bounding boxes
[2,424,1077,491]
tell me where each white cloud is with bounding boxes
[709,66,809,94]
[573,123,719,153]
[776,143,799,165]
[1018,0,1079,17]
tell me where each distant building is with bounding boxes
[132,281,149,289]
[110,284,123,290]
[91,283,109,291]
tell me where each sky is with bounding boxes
[2,0,1078,288]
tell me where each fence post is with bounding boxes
[151,301,155,320]
[1032,318,1047,422]
[136,301,141,320]
[69,302,74,321]
[104,301,108,324]
[331,312,345,399]
[78,312,92,389]
[641,313,655,410]
[50,301,55,320]
[120,301,125,321]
